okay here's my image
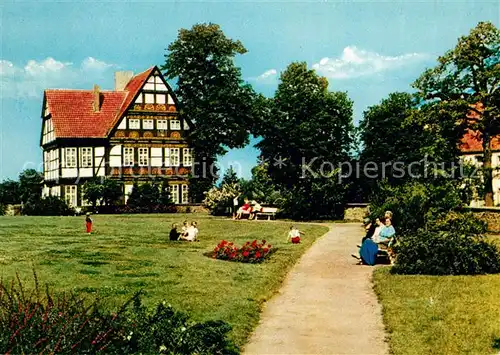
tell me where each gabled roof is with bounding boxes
[43,66,158,140]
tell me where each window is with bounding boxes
[157,120,168,130]
[64,185,77,207]
[138,147,149,167]
[183,148,193,167]
[170,184,179,204]
[129,119,140,129]
[64,148,77,168]
[170,120,181,130]
[181,184,189,204]
[170,148,180,166]
[123,147,134,166]
[80,147,92,168]
[143,119,154,130]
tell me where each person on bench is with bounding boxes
[249,200,263,220]
[236,198,252,219]
[374,218,395,247]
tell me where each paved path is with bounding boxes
[244,223,389,355]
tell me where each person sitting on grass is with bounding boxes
[180,221,199,242]
[287,226,304,244]
[169,223,180,241]
[180,220,189,239]
[236,198,252,220]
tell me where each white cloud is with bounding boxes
[0,57,116,98]
[81,57,115,71]
[248,68,278,83]
[312,46,429,80]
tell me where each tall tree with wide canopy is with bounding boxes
[413,21,500,205]
[162,23,259,201]
[257,62,354,219]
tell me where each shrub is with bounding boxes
[22,196,74,216]
[0,273,238,354]
[369,180,464,235]
[203,183,240,216]
[392,213,500,275]
[213,240,272,263]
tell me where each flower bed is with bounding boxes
[213,240,272,263]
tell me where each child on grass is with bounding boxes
[169,223,180,241]
[85,212,93,235]
[287,226,304,244]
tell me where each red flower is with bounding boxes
[251,240,257,247]
[263,248,269,253]
[255,251,261,258]
[268,244,272,248]
[243,251,250,257]
[262,240,266,244]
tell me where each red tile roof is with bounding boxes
[459,130,500,153]
[458,103,500,153]
[44,67,156,139]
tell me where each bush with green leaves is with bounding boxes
[22,196,74,216]
[0,273,238,354]
[369,180,466,235]
[203,183,240,216]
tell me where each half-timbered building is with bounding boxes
[40,66,193,207]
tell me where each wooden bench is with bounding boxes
[255,207,278,221]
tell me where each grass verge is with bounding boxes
[0,214,327,347]
[374,267,500,354]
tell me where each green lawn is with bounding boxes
[0,214,327,347]
[374,267,500,354]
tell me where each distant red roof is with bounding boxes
[458,103,500,153]
[44,67,155,139]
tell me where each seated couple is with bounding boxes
[235,198,263,220]
[170,221,199,241]
[353,211,396,265]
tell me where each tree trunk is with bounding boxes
[483,132,494,206]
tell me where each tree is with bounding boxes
[18,169,43,205]
[413,21,500,205]
[82,179,103,209]
[0,180,21,205]
[220,166,240,187]
[257,62,355,219]
[162,23,260,201]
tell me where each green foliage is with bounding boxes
[126,182,173,213]
[83,179,123,209]
[18,169,43,204]
[203,183,240,215]
[0,179,20,205]
[240,163,283,206]
[220,166,240,187]
[413,21,500,205]
[369,180,465,236]
[392,227,500,276]
[0,274,238,354]
[257,62,354,219]
[22,196,74,216]
[163,23,262,200]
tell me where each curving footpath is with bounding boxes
[244,223,389,355]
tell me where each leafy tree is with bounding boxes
[82,179,103,209]
[0,180,21,205]
[162,23,260,201]
[127,182,172,212]
[101,179,123,206]
[257,62,354,219]
[240,163,282,205]
[220,166,240,187]
[413,21,500,205]
[18,169,43,205]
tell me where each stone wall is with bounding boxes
[467,207,500,233]
[344,203,369,222]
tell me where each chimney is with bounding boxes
[92,84,100,112]
[114,71,134,91]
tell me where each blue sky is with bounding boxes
[0,0,498,181]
